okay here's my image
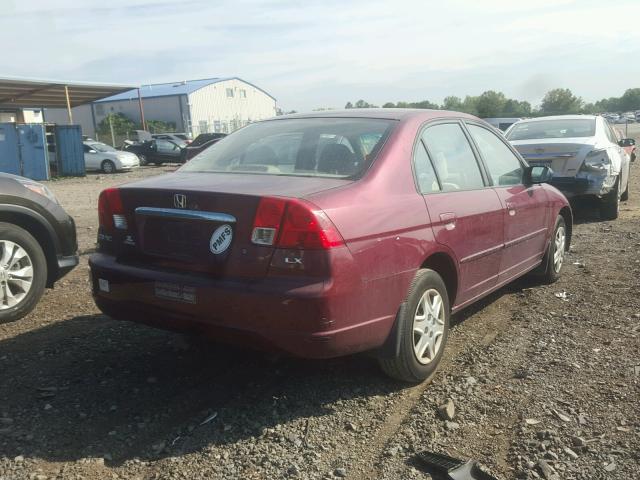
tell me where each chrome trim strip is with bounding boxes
[134,207,236,223]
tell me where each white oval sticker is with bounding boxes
[209,224,233,254]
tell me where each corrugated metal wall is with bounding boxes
[54,125,85,176]
[188,79,277,135]
[0,123,49,180]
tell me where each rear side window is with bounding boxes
[467,124,523,186]
[421,123,484,191]
[181,118,395,178]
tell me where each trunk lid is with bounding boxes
[510,138,595,176]
[115,172,350,277]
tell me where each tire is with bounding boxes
[378,269,450,383]
[537,215,566,284]
[599,179,620,220]
[101,160,116,174]
[153,161,163,166]
[137,154,148,166]
[0,223,47,324]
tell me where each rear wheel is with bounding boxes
[101,160,116,174]
[0,223,47,324]
[599,179,620,220]
[537,215,566,284]
[378,269,450,383]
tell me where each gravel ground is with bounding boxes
[0,141,639,480]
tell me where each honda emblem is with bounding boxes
[174,194,187,209]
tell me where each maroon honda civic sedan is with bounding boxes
[89,109,572,382]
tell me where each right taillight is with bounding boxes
[251,197,344,250]
[98,188,127,233]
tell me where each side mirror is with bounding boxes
[524,165,553,184]
[618,138,636,147]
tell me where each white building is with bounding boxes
[45,77,277,138]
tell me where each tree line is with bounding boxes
[343,88,640,117]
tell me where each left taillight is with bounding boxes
[98,188,127,233]
[251,197,344,250]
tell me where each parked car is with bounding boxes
[506,115,631,220]
[483,117,522,132]
[0,173,78,323]
[89,110,571,383]
[181,133,227,162]
[122,139,185,165]
[84,141,140,173]
[152,133,191,147]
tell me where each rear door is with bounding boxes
[418,122,504,307]
[466,122,549,282]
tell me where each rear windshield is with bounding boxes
[506,119,596,140]
[180,118,395,178]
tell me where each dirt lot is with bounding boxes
[1,139,639,480]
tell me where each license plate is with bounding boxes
[154,282,197,304]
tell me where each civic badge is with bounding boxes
[174,194,187,209]
[209,224,233,254]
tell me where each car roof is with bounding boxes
[516,115,598,122]
[268,108,478,122]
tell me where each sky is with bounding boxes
[2,0,639,111]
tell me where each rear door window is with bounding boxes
[421,123,485,191]
[467,124,523,186]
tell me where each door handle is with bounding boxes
[505,202,516,216]
[439,212,457,230]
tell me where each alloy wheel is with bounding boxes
[0,240,34,309]
[412,288,445,365]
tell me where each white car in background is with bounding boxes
[506,115,631,220]
[83,141,140,174]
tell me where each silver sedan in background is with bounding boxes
[505,115,631,220]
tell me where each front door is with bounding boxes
[417,122,504,308]
[465,123,549,282]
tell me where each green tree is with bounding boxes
[382,102,396,108]
[475,90,507,118]
[502,99,531,117]
[97,113,136,136]
[146,120,176,133]
[354,99,377,108]
[461,96,479,115]
[410,100,439,109]
[540,88,584,115]
[345,101,354,109]
[619,88,640,111]
[443,96,464,111]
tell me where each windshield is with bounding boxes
[506,119,596,140]
[180,118,395,178]
[88,142,116,152]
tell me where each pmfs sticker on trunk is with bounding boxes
[210,224,233,254]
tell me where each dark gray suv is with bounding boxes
[0,173,78,323]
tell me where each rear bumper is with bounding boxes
[88,252,391,358]
[549,173,615,198]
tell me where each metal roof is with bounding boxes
[96,77,276,103]
[0,76,135,109]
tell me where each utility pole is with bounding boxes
[109,115,116,147]
[137,88,147,131]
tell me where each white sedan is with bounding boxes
[83,142,140,173]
